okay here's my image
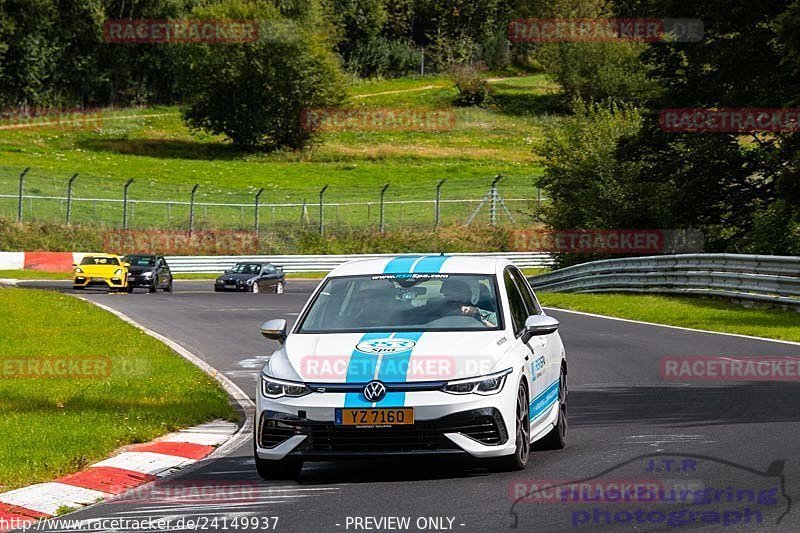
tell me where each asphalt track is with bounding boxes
[13,280,800,532]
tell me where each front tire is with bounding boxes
[536,367,567,450]
[495,383,530,471]
[165,280,173,293]
[252,281,260,294]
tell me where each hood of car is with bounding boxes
[218,273,256,282]
[267,331,511,383]
[77,264,123,276]
[128,266,155,274]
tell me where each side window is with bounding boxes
[510,267,541,315]
[504,270,529,336]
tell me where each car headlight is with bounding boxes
[143,271,153,278]
[114,269,123,276]
[74,267,83,274]
[261,374,311,399]
[442,368,512,396]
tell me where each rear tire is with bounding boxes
[494,383,530,471]
[275,281,284,294]
[535,367,567,450]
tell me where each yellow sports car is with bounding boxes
[73,254,130,292]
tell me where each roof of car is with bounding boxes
[328,255,511,277]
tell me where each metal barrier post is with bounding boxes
[319,185,328,235]
[255,188,264,232]
[380,183,389,234]
[189,184,199,233]
[122,179,134,230]
[435,179,446,229]
[66,173,78,225]
[17,167,29,222]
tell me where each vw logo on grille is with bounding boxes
[355,338,416,354]
[363,381,387,402]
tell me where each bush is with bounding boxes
[177,1,345,149]
[538,99,657,267]
[536,41,659,103]
[0,220,515,255]
[346,38,422,78]
[451,64,493,107]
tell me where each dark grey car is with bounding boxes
[215,262,285,294]
[123,254,173,293]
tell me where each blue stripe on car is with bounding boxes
[411,255,450,273]
[344,332,388,407]
[377,332,423,407]
[342,255,449,407]
[530,380,559,420]
[384,256,423,274]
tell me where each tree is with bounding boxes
[178,0,345,149]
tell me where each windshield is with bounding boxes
[298,274,502,333]
[230,263,262,274]
[123,255,155,267]
[80,256,119,266]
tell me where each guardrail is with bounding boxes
[528,254,800,307]
[164,252,554,274]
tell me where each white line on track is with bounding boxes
[544,306,800,347]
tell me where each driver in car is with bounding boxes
[439,279,497,327]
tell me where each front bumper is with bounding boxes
[255,383,519,461]
[215,281,251,291]
[127,275,155,288]
[73,276,126,288]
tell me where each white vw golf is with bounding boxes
[254,255,567,479]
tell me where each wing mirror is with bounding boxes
[524,315,559,338]
[123,262,130,268]
[260,319,288,344]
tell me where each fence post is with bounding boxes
[66,173,78,225]
[380,183,389,234]
[319,185,328,235]
[17,167,29,223]
[189,184,199,233]
[122,178,134,230]
[537,186,542,222]
[435,178,446,229]
[490,174,502,226]
[254,188,264,233]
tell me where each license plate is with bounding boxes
[91,277,105,281]
[335,408,414,427]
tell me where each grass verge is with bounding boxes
[0,287,236,491]
[537,292,800,343]
[0,269,70,280]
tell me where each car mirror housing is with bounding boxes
[260,319,288,344]
[524,315,559,338]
